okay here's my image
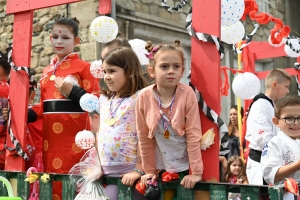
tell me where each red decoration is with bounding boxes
[220,66,244,97]
[241,0,290,45]
[284,178,299,196]
[161,172,180,182]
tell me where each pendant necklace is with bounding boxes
[109,93,125,126]
[158,93,176,139]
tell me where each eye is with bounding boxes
[284,117,294,120]
[63,37,70,40]
[52,35,58,39]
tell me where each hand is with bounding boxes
[121,171,142,186]
[2,107,8,121]
[141,173,156,187]
[54,77,73,97]
[180,174,202,189]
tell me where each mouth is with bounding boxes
[167,78,175,80]
[55,47,64,50]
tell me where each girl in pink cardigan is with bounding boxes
[136,40,203,189]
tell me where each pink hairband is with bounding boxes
[145,45,162,60]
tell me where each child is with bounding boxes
[245,68,291,185]
[136,40,203,190]
[224,156,248,184]
[0,50,10,169]
[261,95,300,185]
[97,47,147,200]
[89,110,99,134]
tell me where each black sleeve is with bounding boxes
[68,85,87,103]
[28,108,37,123]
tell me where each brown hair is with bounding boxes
[265,68,291,89]
[145,40,185,70]
[102,32,131,50]
[224,156,248,183]
[227,105,244,136]
[274,95,300,118]
[102,47,147,98]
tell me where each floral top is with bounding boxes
[98,91,139,166]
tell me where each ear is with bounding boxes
[94,114,99,120]
[271,81,277,89]
[50,34,53,41]
[74,36,80,46]
[148,66,155,78]
[181,67,185,78]
[272,117,280,127]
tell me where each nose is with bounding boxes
[104,73,110,80]
[168,67,175,74]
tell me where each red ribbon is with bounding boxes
[220,66,244,97]
[135,180,146,195]
[241,0,290,45]
[161,172,180,182]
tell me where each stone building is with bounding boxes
[0,0,299,120]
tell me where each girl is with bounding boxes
[136,40,203,189]
[224,156,248,184]
[226,105,244,160]
[98,47,147,200]
[28,17,100,198]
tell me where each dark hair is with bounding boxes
[145,40,185,69]
[274,95,300,118]
[223,156,248,183]
[102,32,131,50]
[53,17,80,37]
[228,105,244,136]
[89,110,99,118]
[102,47,147,98]
[0,51,11,76]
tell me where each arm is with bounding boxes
[275,160,300,183]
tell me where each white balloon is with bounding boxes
[90,16,118,43]
[75,130,95,150]
[79,93,99,113]
[90,60,104,79]
[221,21,245,44]
[284,38,300,58]
[129,39,149,65]
[232,72,261,100]
[221,0,245,27]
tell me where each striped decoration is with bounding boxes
[233,24,259,54]
[161,0,188,11]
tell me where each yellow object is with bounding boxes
[40,174,50,183]
[164,189,175,200]
[200,128,215,150]
[24,172,39,184]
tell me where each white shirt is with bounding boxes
[261,131,300,185]
[245,98,278,151]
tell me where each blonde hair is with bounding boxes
[265,68,291,89]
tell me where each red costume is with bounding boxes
[0,79,9,169]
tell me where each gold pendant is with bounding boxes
[108,118,116,126]
[50,75,56,81]
[164,130,170,139]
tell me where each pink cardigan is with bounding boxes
[136,83,204,175]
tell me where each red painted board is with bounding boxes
[5,11,32,171]
[98,0,112,15]
[191,0,221,182]
[6,0,82,14]
[256,68,300,79]
[247,42,286,60]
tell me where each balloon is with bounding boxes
[79,93,99,113]
[90,16,118,43]
[90,60,104,79]
[75,130,95,150]
[232,72,261,100]
[221,21,245,44]
[221,0,245,27]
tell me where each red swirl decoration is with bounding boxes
[241,0,290,45]
[161,172,180,182]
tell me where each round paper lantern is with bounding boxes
[221,0,245,27]
[268,33,284,47]
[232,72,261,100]
[64,75,79,86]
[79,93,99,113]
[90,60,104,79]
[284,38,300,58]
[90,16,118,43]
[75,130,95,149]
[129,39,149,65]
[221,21,245,44]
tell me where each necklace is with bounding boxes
[109,94,125,126]
[50,53,76,81]
[158,93,176,139]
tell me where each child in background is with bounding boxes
[98,47,147,200]
[89,110,100,134]
[261,95,300,185]
[136,40,203,191]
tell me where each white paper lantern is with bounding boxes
[64,75,79,86]
[90,16,118,43]
[221,0,245,27]
[268,33,284,47]
[75,130,95,149]
[284,38,300,58]
[221,21,245,44]
[79,93,99,113]
[129,39,149,66]
[90,60,104,79]
[232,72,261,100]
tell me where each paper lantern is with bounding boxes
[90,60,104,79]
[64,75,79,86]
[221,0,245,27]
[90,16,118,43]
[284,38,300,58]
[268,33,284,47]
[129,39,149,65]
[75,130,95,149]
[232,72,261,100]
[221,21,245,44]
[79,93,99,113]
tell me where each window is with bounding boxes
[257,0,270,13]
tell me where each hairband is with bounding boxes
[145,45,162,60]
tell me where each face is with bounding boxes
[230,160,242,176]
[229,108,238,126]
[103,61,126,97]
[149,50,184,89]
[273,105,300,139]
[89,114,100,134]
[50,25,79,61]
[274,80,290,102]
